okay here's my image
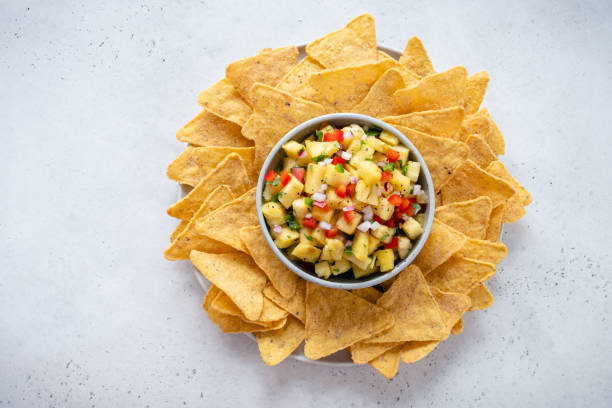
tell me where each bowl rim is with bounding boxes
[256,113,436,290]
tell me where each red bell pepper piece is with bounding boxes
[388,194,403,206]
[386,148,400,162]
[335,184,346,198]
[302,218,317,229]
[279,170,291,186]
[323,129,344,142]
[333,129,344,142]
[346,183,355,197]
[373,215,384,224]
[291,167,305,183]
[313,201,328,210]
[264,170,277,182]
[325,226,338,238]
[384,236,398,249]
[343,210,356,223]
[331,155,346,165]
[380,171,393,182]
[385,219,396,228]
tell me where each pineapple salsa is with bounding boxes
[261,123,428,280]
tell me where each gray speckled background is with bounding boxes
[1,0,611,406]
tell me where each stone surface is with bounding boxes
[1,1,611,406]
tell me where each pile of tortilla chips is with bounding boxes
[164,14,531,379]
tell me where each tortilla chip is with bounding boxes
[440,159,515,208]
[413,219,467,274]
[382,106,465,140]
[426,255,496,294]
[255,315,305,366]
[240,225,298,298]
[435,196,493,239]
[167,153,251,220]
[165,185,236,260]
[486,203,505,241]
[276,56,324,101]
[468,284,494,310]
[400,341,439,364]
[352,68,406,117]
[399,36,434,78]
[369,345,402,379]
[394,66,467,112]
[176,109,253,147]
[393,125,469,191]
[263,279,306,323]
[485,161,531,222]
[170,220,189,242]
[191,251,266,321]
[465,134,497,168]
[464,71,489,114]
[197,78,252,126]
[242,84,326,169]
[451,318,463,335]
[352,287,383,304]
[212,290,288,323]
[376,51,421,87]
[306,14,378,68]
[304,282,394,360]
[308,59,396,112]
[475,108,505,155]
[167,146,257,187]
[195,188,257,253]
[226,45,299,104]
[460,115,489,142]
[457,238,507,265]
[350,341,401,364]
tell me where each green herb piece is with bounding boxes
[312,154,328,163]
[365,127,382,137]
[345,246,353,255]
[332,268,339,274]
[305,197,314,207]
[271,175,280,186]
[382,163,395,171]
[316,130,324,141]
[285,213,300,231]
[298,148,305,156]
[359,140,365,149]
[381,233,390,241]
[412,203,422,214]
[305,234,313,241]
[335,163,344,173]
[364,157,374,162]
[270,194,279,202]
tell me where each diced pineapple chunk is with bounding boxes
[285,245,299,261]
[365,136,390,153]
[353,257,375,278]
[370,225,394,243]
[373,152,387,163]
[263,182,282,201]
[391,170,412,195]
[393,145,409,164]
[336,211,362,235]
[274,227,299,249]
[299,228,316,245]
[261,202,286,226]
[349,144,375,167]
[331,259,351,275]
[305,141,339,158]
[320,239,344,261]
[401,217,423,239]
[397,236,412,259]
[414,213,426,226]
[379,130,399,146]
[375,249,395,272]
[355,181,379,205]
[326,188,352,210]
[291,243,321,263]
[324,163,352,186]
[358,160,382,185]
[346,138,362,155]
[278,177,304,209]
[341,124,365,149]
[367,234,381,255]
[352,230,369,261]
[314,261,332,279]
[407,161,421,182]
[311,226,327,246]
[373,197,394,221]
[282,157,298,172]
[292,197,309,220]
[343,253,372,270]
[344,163,358,175]
[304,163,326,194]
[282,140,305,159]
[320,124,334,134]
[312,206,335,223]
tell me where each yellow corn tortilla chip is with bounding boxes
[255,315,305,366]
[451,318,463,335]
[470,108,505,154]
[376,51,421,87]
[304,282,394,360]
[486,203,505,242]
[382,106,465,140]
[170,219,189,242]
[466,134,497,168]
[167,153,251,220]
[468,284,494,310]
[240,225,298,299]
[176,109,252,147]
[306,14,378,68]
[400,341,439,364]
[440,159,515,208]
[211,290,288,323]
[460,114,489,142]
[457,238,507,265]
[394,66,467,112]
[308,59,396,112]
[276,56,324,101]
[350,341,401,365]
[426,255,496,294]
[165,185,236,260]
[241,84,326,169]
[369,345,402,379]
[464,71,489,114]
[435,196,493,239]
[167,146,257,187]
[352,68,406,117]
[197,78,252,126]
[191,251,267,321]
[485,161,531,222]
[352,287,383,304]
[263,279,306,323]
[393,125,469,192]
[195,188,257,253]
[413,219,467,274]
[368,265,445,343]
[399,36,435,78]
[226,45,299,104]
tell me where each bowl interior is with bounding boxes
[256,113,435,290]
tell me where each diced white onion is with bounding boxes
[350,176,358,184]
[361,134,367,141]
[345,130,354,139]
[370,221,381,231]
[305,213,312,219]
[412,184,422,195]
[319,183,328,192]
[322,158,333,165]
[273,225,282,234]
[362,206,373,221]
[376,188,382,197]
[345,240,353,247]
[319,221,332,230]
[416,193,428,204]
[377,161,386,167]
[340,151,352,160]
[311,192,326,202]
[342,205,355,212]
[357,221,371,232]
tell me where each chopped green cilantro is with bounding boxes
[312,154,328,163]
[412,203,422,214]
[332,268,339,274]
[305,234,313,241]
[305,197,314,207]
[285,213,300,231]
[335,163,344,173]
[381,233,390,241]
[345,246,353,255]
[382,163,395,171]
[271,175,280,186]
[316,130,324,141]
[365,127,382,137]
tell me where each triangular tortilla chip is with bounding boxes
[211,290,288,323]
[468,284,494,310]
[369,345,402,379]
[393,125,469,192]
[426,255,496,294]
[352,68,406,117]
[167,153,251,220]
[240,226,298,298]
[165,185,236,260]
[400,341,439,364]
[368,265,446,343]
[399,36,435,78]
[195,188,257,253]
[263,279,307,323]
[276,56,324,102]
[464,71,489,114]
[197,78,252,126]
[451,318,463,335]
[167,146,257,187]
[304,282,394,360]
[176,109,253,147]
[460,114,489,142]
[440,159,515,208]
[467,108,505,154]
[393,66,467,112]
[435,196,493,239]
[255,315,305,366]
[350,341,401,365]
[308,59,396,112]
[465,134,497,168]
[457,238,507,265]
[306,14,378,68]
[226,45,299,104]
[413,219,467,274]
[485,161,531,222]
[191,251,266,321]
[486,203,505,242]
[241,84,326,169]
[170,220,189,242]
[376,51,421,87]
[382,106,465,140]
[351,287,383,304]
